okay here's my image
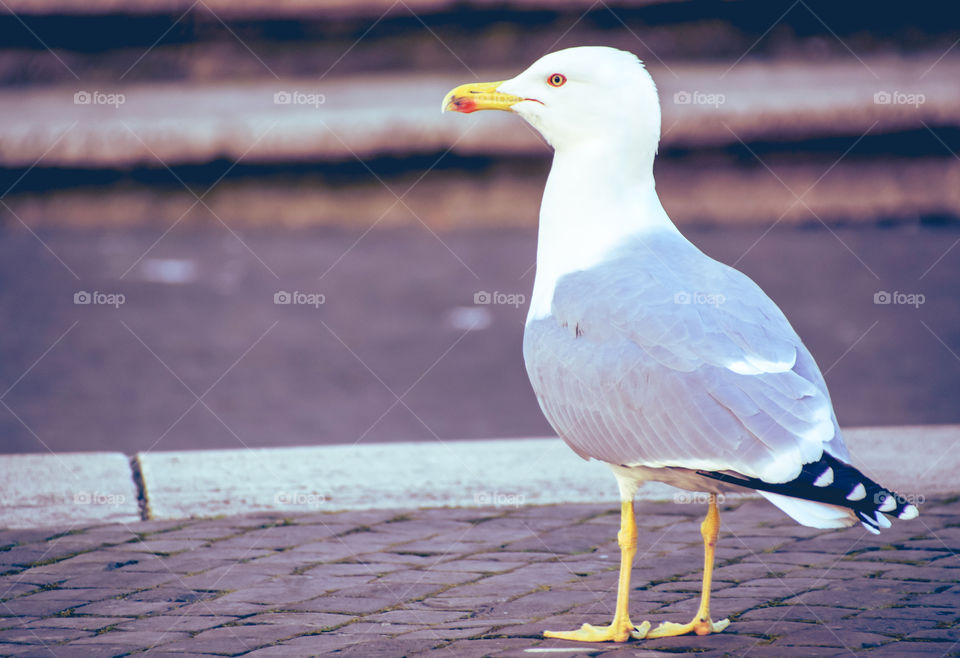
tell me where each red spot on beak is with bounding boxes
[452,97,477,113]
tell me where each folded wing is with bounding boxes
[524,232,848,484]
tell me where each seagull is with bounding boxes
[442,46,919,643]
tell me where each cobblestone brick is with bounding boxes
[68,629,193,646]
[112,613,236,633]
[0,626,93,643]
[865,641,959,656]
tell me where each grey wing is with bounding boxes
[524,240,845,484]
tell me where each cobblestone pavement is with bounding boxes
[0,498,958,657]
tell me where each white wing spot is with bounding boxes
[727,360,762,375]
[875,512,892,529]
[878,495,897,513]
[899,504,919,520]
[846,483,867,501]
[812,467,834,487]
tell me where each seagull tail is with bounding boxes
[755,491,855,530]
[697,452,919,534]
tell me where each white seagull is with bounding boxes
[443,46,918,643]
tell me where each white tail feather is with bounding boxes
[758,491,855,529]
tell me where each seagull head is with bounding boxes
[443,46,660,154]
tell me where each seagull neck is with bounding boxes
[542,141,668,232]
[526,144,677,323]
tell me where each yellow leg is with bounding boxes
[644,494,730,638]
[543,500,651,642]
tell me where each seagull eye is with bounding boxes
[547,73,567,87]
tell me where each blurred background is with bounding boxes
[1,0,958,455]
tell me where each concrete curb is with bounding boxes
[0,452,141,528]
[136,438,676,520]
[0,425,955,528]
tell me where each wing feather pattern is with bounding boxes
[523,231,845,484]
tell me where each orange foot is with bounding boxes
[544,619,652,643]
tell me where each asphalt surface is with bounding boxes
[1,221,958,455]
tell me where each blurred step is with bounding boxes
[1,56,958,169]
[3,0,629,18]
[5,154,959,229]
[3,1,958,88]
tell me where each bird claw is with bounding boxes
[629,620,652,639]
[643,616,730,638]
[544,619,651,643]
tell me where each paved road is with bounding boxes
[1,222,958,455]
[0,498,958,655]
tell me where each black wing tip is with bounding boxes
[698,452,920,533]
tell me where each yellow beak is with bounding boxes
[441,80,524,114]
